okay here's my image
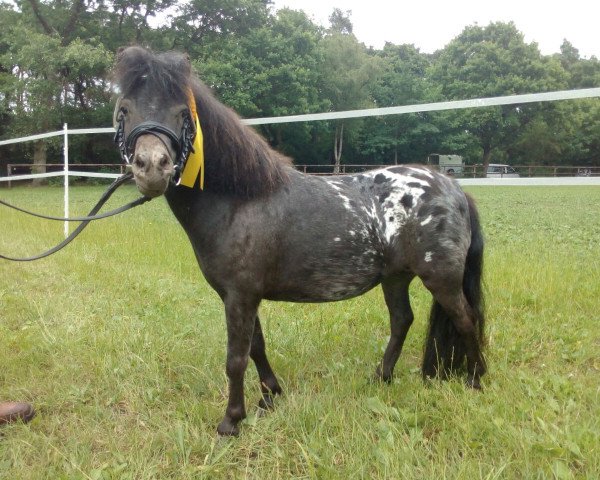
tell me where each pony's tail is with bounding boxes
[422,194,485,378]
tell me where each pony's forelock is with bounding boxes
[114,46,190,102]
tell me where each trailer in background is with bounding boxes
[426,154,464,176]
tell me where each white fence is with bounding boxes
[0,125,118,237]
[1,87,600,237]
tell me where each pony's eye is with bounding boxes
[120,107,128,116]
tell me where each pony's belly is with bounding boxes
[264,274,381,303]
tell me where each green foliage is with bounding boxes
[427,22,571,166]
[320,33,382,111]
[328,8,353,35]
[359,44,433,164]
[557,40,600,89]
[172,0,271,56]
[196,8,328,161]
[0,3,599,170]
[319,31,383,165]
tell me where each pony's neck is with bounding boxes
[190,80,292,199]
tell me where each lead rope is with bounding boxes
[0,172,151,262]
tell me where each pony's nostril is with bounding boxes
[134,154,146,169]
[159,154,170,169]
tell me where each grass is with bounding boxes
[0,184,599,479]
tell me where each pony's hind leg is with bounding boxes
[421,192,486,388]
[423,287,486,389]
[375,274,415,383]
[250,315,283,410]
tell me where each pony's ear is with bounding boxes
[163,51,192,79]
[116,46,134,63]
[178,52,192,77]
[116,45,149,64]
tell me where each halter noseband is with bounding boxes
[113,104,196,186]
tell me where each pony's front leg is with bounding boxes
[217,296,259,436]
[251,315,283,410]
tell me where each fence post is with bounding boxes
[63,123,69,238]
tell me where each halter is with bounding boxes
[113,98,198,187]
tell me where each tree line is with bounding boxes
[1,0,599,177]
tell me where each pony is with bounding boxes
[112,46,486,435]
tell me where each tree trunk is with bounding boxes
[482,143,492,178]
[394,129,400,165]
[32,139,47,186]
[333,123,344,174]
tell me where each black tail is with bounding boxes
[422,194,486,378]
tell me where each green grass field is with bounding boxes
[1,185,599,479]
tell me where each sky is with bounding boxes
[271,0,600,58]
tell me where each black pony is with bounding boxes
[113,47,486,436]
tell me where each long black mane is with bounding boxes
[113,46,292,198]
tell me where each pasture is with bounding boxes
[0,184,599,479]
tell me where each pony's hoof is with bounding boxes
[373,365,392,384]
[466,377,483,391]
[217,418,240,436]
[258,395,275,411]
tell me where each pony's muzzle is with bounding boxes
[131,134,175,197]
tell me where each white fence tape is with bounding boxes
[1,88,599,238]
[242,87,600,125]
[0,171,122,182]
[1,88,599,147]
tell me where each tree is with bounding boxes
[359,43,433,164]
[319,13,382,171]
[428,22,568,170]
[171,0,271,59]
[557,40,600,89]
[196,8,328,162]
[328,8,352,35]
[548,40,600,165]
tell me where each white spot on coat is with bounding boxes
[424,251,433,262]
[420,215,433,226]
[323,178,354,212]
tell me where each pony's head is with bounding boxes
[113,46,194,197]
[113,46,293,199]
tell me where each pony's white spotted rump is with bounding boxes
[114,46,487,437]
[361,168,431,243]
[322,167,438,245]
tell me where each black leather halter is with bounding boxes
[114,106,196,185]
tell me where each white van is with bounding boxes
[486,164,519,178]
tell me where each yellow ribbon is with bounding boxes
[179,89,205,189]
